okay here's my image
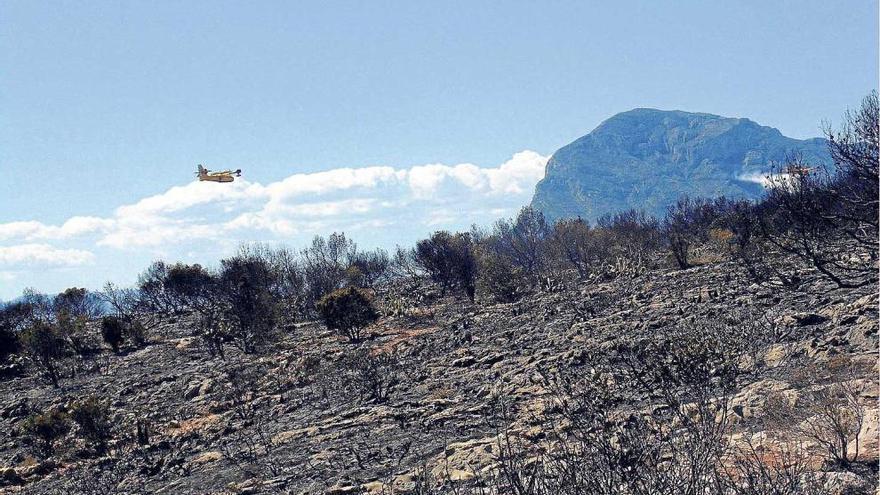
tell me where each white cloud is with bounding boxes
[59,216,116,237]
[406,150,547,197]
[115,180,266,218]
[0,150,549,252]
[97,222,222,249]
[0,221,51,241]
[485,150,548,194]
[0,244,95,267]
[0,216,113,241]
[264,166,401,200]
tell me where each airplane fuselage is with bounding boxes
[199,174,235,183]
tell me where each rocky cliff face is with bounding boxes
[531,108,831,222]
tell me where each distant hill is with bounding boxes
[531,108,832,222]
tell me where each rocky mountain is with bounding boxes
[531,108,832,222]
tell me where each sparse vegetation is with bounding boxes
[316,287,379,342]
[18,321,67,388]
[22,409,71,458]
[69,396,113,454]
[0,300,32,360]
[100,316,125,353]
[52,288,102,357]
[414,231,478,301]
[340,348,401,404]
[218,252,280,353]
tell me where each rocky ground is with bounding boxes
[0,260,877,494]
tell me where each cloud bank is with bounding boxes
[0,244,95,267]
[0,151,548,296]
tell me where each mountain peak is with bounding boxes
[531,109,830,222]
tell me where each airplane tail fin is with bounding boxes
[197,164,206,175]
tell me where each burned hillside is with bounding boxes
[0,94,877,494]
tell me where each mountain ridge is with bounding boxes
[531,108,831,222]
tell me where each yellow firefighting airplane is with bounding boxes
[197,164,242,183]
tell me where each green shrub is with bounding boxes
[0,301,33,359]
[316,287,379,342]
[219,254,279,353]
[69,396,113,453]
[53,287,103,357]
[22,409,70,457]
[476,250,528,303]
[18,322,66,387]
[414,231,477,301]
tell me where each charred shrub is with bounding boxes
[769,357,868,469]
[484,206,552,284]
[745,93,879,290]
[348,248,391,288]
[301,232,358,309]
[479,317,764,495]
[320,348,402,404]
[0,324,16,361]
[151,262,229,358]
[163,263,215,305]
[220,362,266,421]
[100,316,125,353]
[596,209,662,276]
[137,261,177,314]
[663,196,723,269]
[317,287,379,342]
[100,281,153,348]
[547,217,609,281]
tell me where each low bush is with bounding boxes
[18,321,66,388]
[22,409,70,457]
[218,253,280,353]
[0,301,33,359]
[476,250,528,303]
[100,316,126,353]
[343,349,401,404]
[317,348,402,404]
[414,231,477,301]
[316,287,379,342]
[69,395,113,453]
[220,362,266,420]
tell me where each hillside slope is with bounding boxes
[0,259,876,494]
[531,108,832,222]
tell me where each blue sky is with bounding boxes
[1,0,877,299]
